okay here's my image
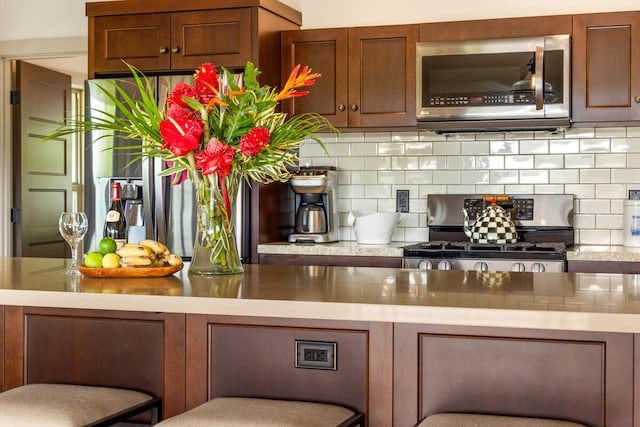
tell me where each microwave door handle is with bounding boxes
[535,45,544,110]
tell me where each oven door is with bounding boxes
[416,35,570,131]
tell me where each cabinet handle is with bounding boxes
[159,47,168,54]
[350,104,358,112]
[171,47,180,53]
[635,95,640,104]
[337,104,346,112]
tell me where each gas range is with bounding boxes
[403,194,574,272]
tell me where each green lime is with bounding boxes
[84,251,104,268]
[98,237,117,255]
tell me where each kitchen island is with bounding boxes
[1,257,639,426]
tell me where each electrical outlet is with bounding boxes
[630,190,640,200]
[295,340,336,370]
[396,190,409,212]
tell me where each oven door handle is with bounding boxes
[535,45,544,110]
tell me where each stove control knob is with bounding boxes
[511,262,526,272]
[531,263,546,273]
[418,260,433,270]
[437,260,452,270]
[473,262,488,272]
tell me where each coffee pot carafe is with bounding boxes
[288,166,339,243]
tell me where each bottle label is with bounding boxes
[106,210,121,222]
[114,238,126,250]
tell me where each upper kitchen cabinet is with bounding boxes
[281,24,418,128]
[419,15,572,41]
[85,0,302,81]
[572,12,640,124]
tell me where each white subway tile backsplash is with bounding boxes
[490,170,519,184]
[490,140,519,154]
[505,155,534,169]
[520,139,549,154]
[580,138,611,152]
[307,126,640,244]
[550,138,579,153]
[595,153,627,168]
[433,140,461,155]
[534,154,564,169]
[579,169,610,183]
[565,154,595,169]
[461,140,490,155]
[519,170,548,184]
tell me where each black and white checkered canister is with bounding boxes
[468,205,518,244]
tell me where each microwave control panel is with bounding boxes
[428,93,534,107]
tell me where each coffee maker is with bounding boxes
[288,166,339,243]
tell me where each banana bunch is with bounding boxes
[116,240,183,268]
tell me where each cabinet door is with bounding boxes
[171,9,253,71]
[572,12,640,123]
[93,14,172,74]
[280,28,349,128]
[348,25,418,127]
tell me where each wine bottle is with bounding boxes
[104,182,127,249]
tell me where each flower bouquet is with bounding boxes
[46,62,333,275]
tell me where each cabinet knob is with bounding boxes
[350,104,358,112]
[635,95,640,104]
[171,47,180,54]
[159,47,168,54]
[337,104,346,112]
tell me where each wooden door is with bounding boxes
[572,12,640,123]
[171,9,253,71]
[348,25,418,127]
[12,61,72,257]
[92,13,172,75]
[280,28,349,127]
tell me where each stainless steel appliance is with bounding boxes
[416,35,571,133]
[288,166,339,243]
[403,194,574,272]
[83,74,250,262]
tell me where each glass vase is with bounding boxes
[189,171,243,275]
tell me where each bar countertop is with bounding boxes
[3,257,640,334]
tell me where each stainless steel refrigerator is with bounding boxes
[83,75,250,261]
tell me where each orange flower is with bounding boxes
[274,64,320,101]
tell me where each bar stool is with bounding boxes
[418,413,587,427]
[0,383,162,426]
[155,397,363,427]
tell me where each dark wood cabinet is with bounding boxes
[394,323,634,427]
[91,9,253,75]
[572,12,640,124]
[259,253,402,268]
[281,24,418,128]
[86,0,302,80]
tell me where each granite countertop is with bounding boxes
[257,241,406,257]
[566,245,640,262]
[260,241,640,263]
[4,257,640,334]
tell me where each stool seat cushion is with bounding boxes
[0,383,154,427]
[418,413,587,427]
[155,397,356,427]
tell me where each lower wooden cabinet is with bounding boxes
[394,324,634,427]
[3,306,640,426]
[259,253,402,268]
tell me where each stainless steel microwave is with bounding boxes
[416,35,571,133]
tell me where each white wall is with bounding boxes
[2,0,640,41]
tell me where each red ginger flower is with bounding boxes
[194,63,219,105]
[274,64,320,101]
[195,138,235,177]
[240,127,270,156]
[159,116,203,157]
[167,82,197,108]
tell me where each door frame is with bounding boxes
[0,36,86,257]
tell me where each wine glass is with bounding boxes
[58,212,89,275]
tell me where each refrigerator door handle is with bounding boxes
[153,156,168,244]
